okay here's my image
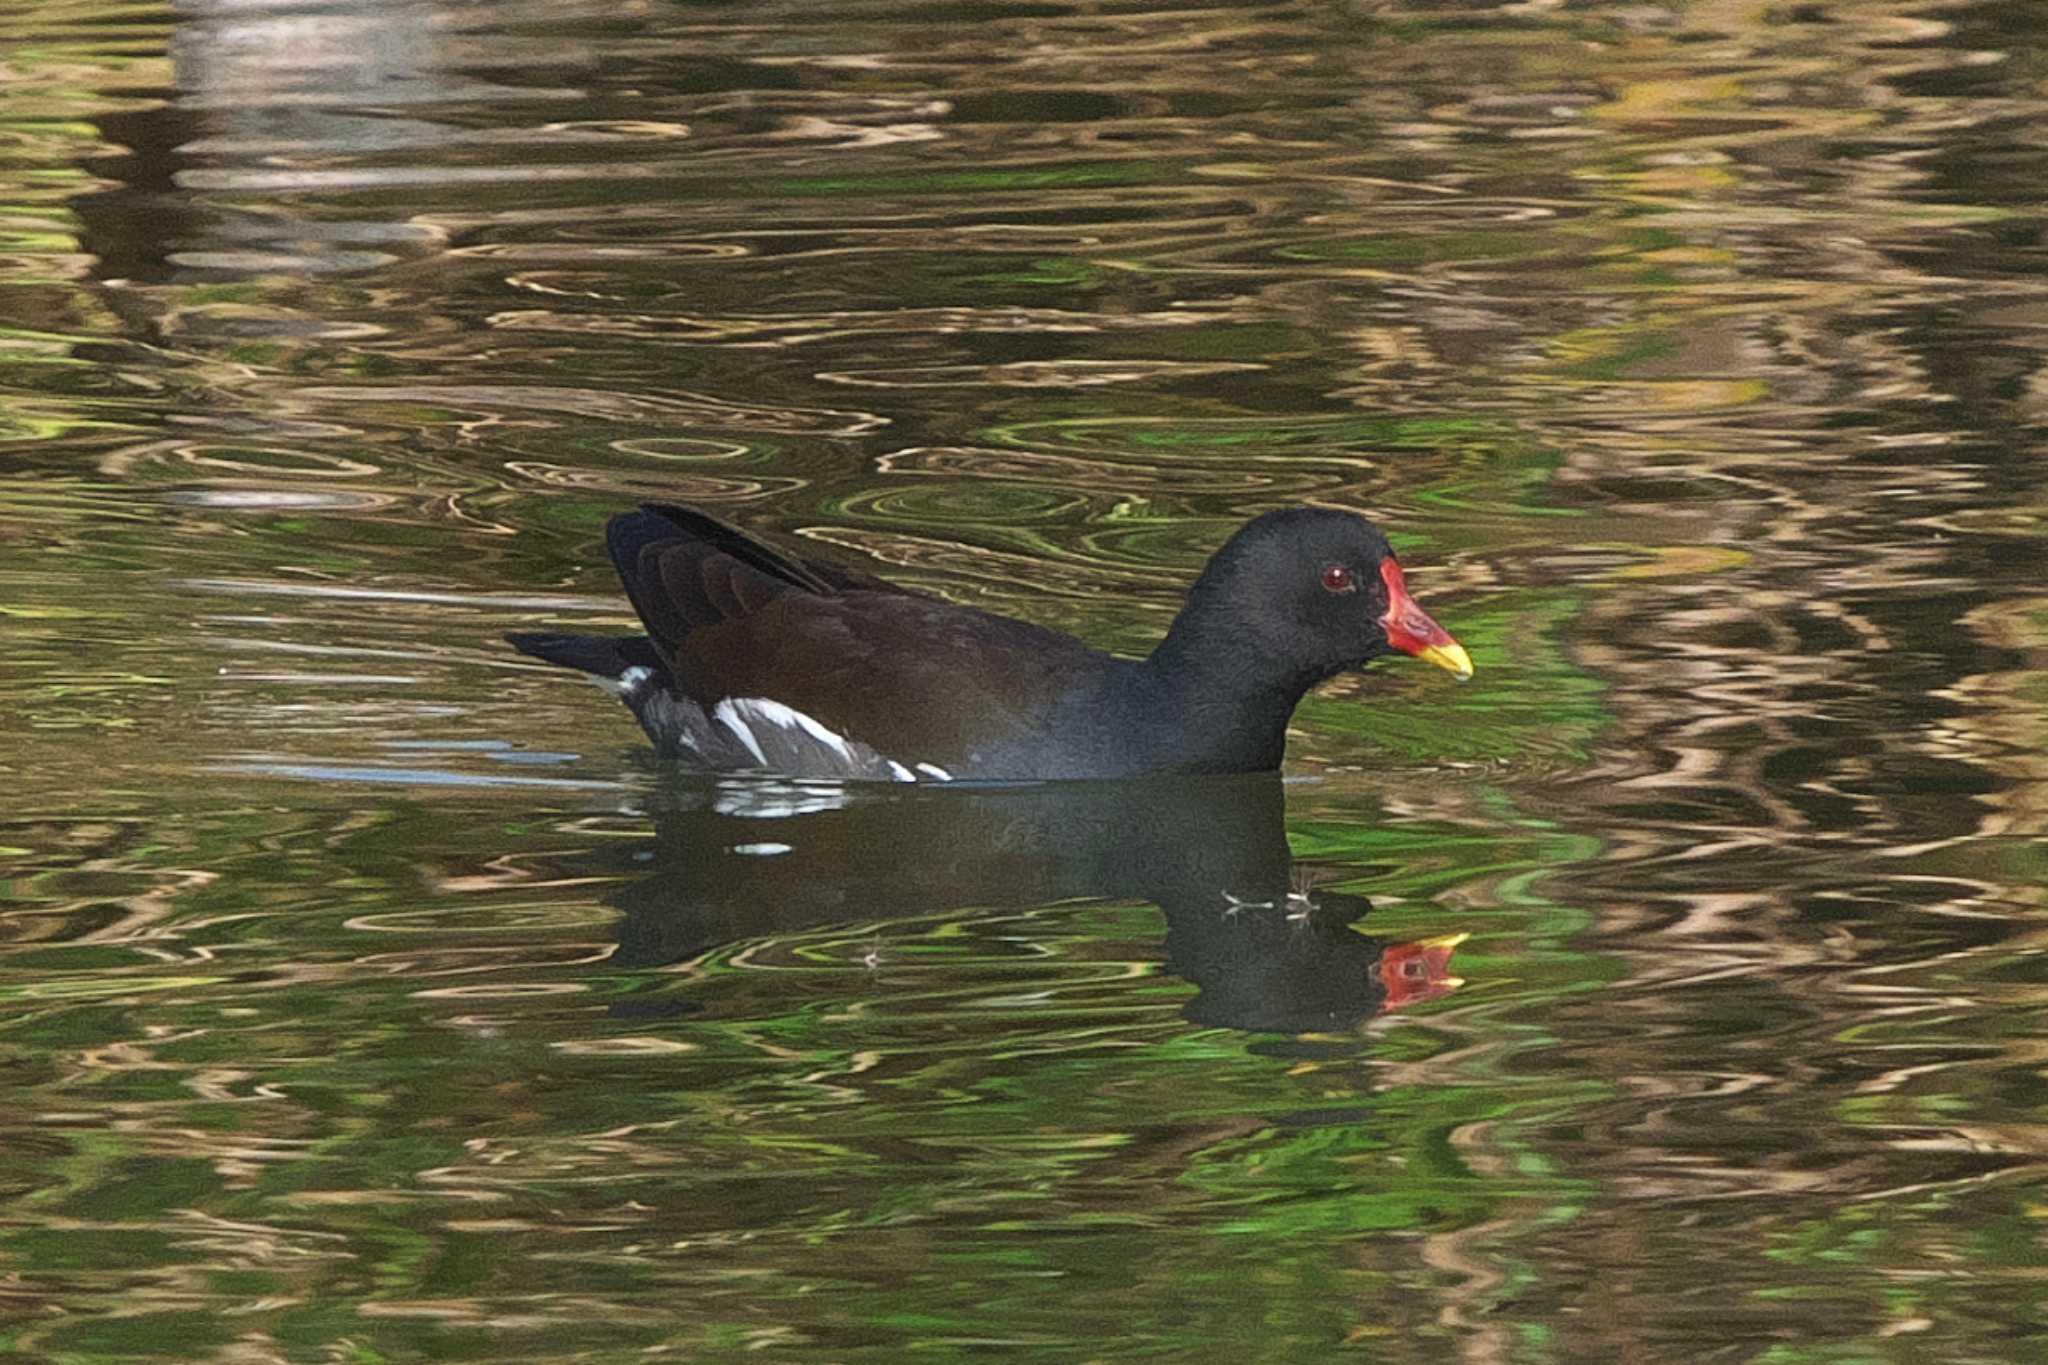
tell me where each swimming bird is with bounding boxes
[508,503,1472,781]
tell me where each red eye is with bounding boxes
[1321,563,1355,594]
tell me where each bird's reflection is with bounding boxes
[591,773,1465,1035]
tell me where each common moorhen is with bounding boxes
[509,504,1472,780]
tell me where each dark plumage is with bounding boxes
[509,503,1472,781]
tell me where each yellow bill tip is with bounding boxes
[1418,640,1474,682]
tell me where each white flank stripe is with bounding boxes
[914,762,953,781]
[711,699,768,765]
[885,760,915,782]
[716,697,860,764]
[744,697,858,764]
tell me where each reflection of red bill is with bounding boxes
[1380,559,1473,681]
[1377,932,1469,1012]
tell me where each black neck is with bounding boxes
[1136,611,1322,774]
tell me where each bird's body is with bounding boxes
[509,504,1470,782]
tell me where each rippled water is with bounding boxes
[3,0,2047,1358]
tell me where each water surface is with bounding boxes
[3,0,2047,1359]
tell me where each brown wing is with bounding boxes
[605,505,1112,768]
[672,591,1113,770]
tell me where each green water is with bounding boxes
[3,0,2047,1359]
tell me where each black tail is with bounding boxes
[506,631,669,682]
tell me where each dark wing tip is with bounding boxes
[611,504,838,596]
